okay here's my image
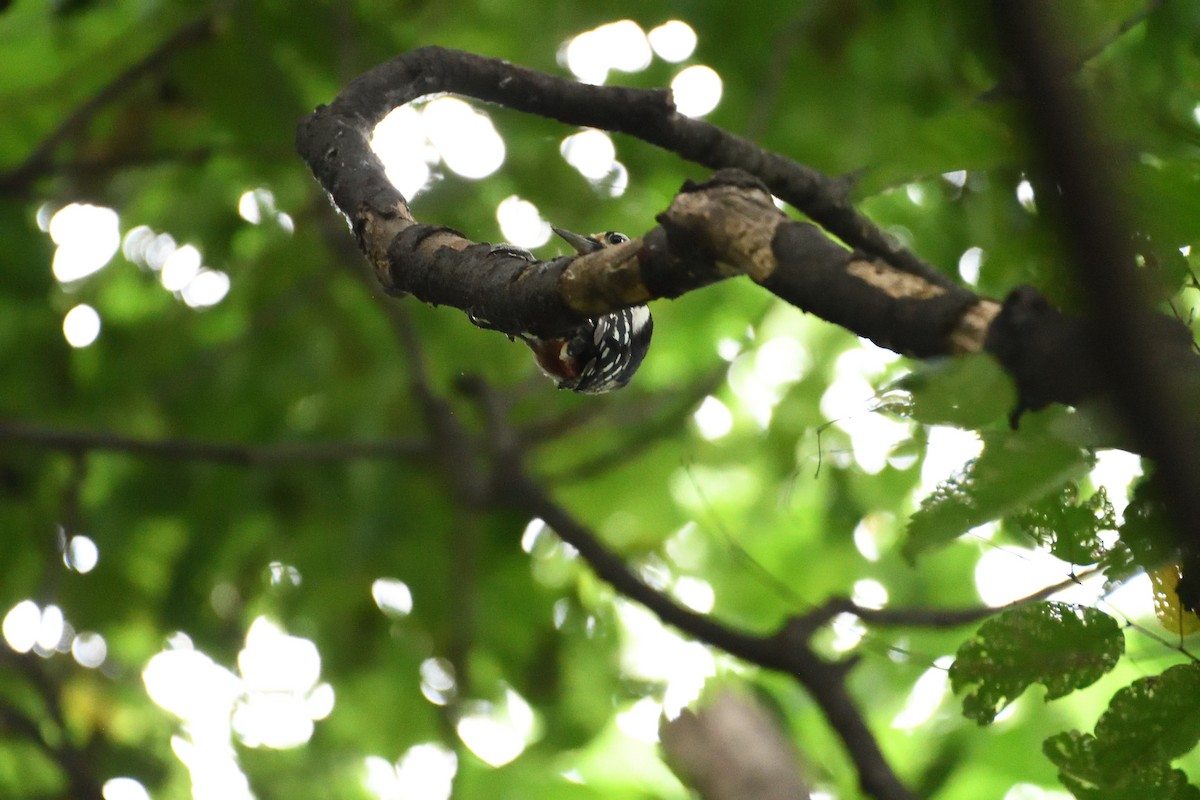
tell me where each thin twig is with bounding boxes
[813,567,1102,630]
[0,14,219,192]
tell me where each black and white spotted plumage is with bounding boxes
[523,227,654,394]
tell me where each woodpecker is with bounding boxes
[520,227,653,394]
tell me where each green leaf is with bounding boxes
[904,428,1092,561]
[1044,730,1200,800]
[1045,665,1200,798]
[891,353,1016,428]
[949,602,1124,724]
[1010,483,1116,565]
[1098,664,1200,764]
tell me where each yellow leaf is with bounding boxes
[1150,564,1200,635]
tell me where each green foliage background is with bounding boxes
[2,1,1200,799]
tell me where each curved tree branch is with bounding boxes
[294,47,958,341]
[296,46,946,288]
[296,48,1200,428]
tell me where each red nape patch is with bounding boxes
[530,339,579,380]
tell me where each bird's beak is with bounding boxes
[552,226,601,255]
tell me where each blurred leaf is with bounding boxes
[904,426,1092,561]
[892,353,1016,428]
[1009,483,1115,565]
[1045,731,1200,800]
[950,602,1123,724]
[1044,664,1200,799]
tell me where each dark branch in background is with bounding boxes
[0,13,219,194]
[498,469,915,800]
[383,297,492,691]
[503,449,1106,797]
[0,420,426,465]
[991,3,1200,567]
[3,147,219,188]
[460,367,1111,798]
[0,328,1086,800]
[444,379,914,800]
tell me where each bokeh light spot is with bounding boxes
[562,20,651,84]
[237,188,278,225]
[958,246,983,285]
[63,304,101,348]
[560,129,616,180]
[520,518,547,553]
[372,104,435,199]
[160,244,202,292]
[671,65,722,117]
[72,631,107,668]
[371,578,414,617]
[267,561,301,587]
[943,169,968,188]
[423,97,505,179]
[364,744,457,800]
[143,646,241,720]
[892,656,953,730]
[649,20,697,62]
[420,657,457,706]
[49,203,120,282]
[455,690,535,768]
[852,578,888,609]
[65,534,99,572]
[3,600,41,653]
[232,693,314,749]
[1016,179,1036,213]
[103,777,152,800]
[182,269,231,308]
[399,744,457,800]
[673,576,715,613]
[693,395,733,440]
[36,604,67,652]
[496,196,552,249]
[238,617,320,694]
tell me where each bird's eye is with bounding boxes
[604,232,630,245]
